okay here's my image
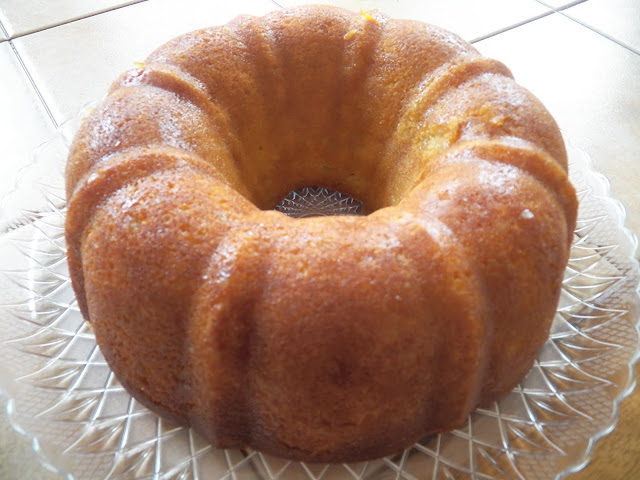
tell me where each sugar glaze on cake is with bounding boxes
[65,5,577,462]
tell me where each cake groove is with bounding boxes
[417,137,578,239]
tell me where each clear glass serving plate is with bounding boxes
[0,107,638,480]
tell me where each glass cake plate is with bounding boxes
[0,106,638,480]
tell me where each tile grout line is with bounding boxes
[471,9,556,44]
[3,1,150,132]
[557,12,640,57]
[7,40,58,129]
[6,0,149,41]
[534,0,640,56]
[533,0,590,12]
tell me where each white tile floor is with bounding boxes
[563,0,640,54]
[0,0,145,37]
[12,0,277,125]
[0,1,638,479]
[535,0,589,10]
[0,41,56,199]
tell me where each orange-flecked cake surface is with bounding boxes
[65,5,577,463]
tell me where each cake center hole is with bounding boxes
[275,186,364,218]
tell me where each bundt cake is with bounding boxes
[64,5,578,463]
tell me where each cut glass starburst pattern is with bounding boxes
[0,116,638,480]
[275,186,364,217]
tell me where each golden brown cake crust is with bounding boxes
[65,5,577,462]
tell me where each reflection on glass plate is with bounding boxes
[0,107,638,480]
[275,186,364,217]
